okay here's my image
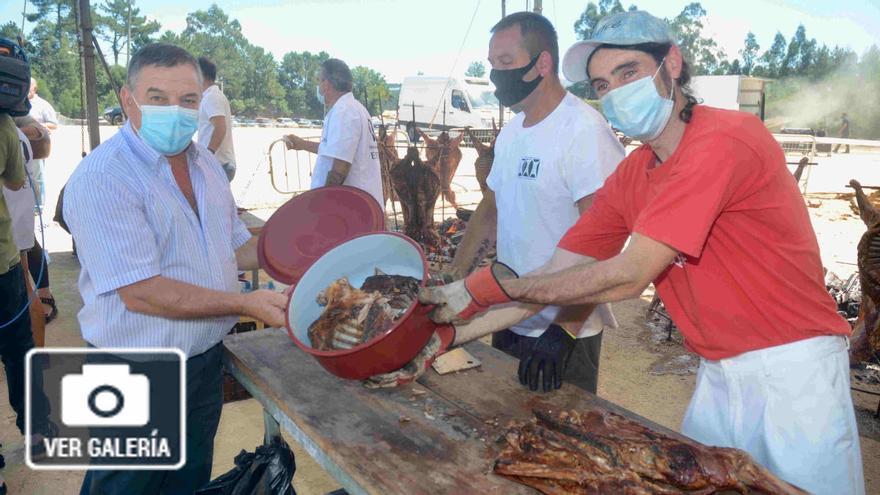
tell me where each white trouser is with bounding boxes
[681,336,864,495]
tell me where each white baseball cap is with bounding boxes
[562,10,673,83]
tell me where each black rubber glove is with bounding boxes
[518,324,576,392]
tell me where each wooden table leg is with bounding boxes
[263,408,282,445]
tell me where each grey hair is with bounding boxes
[126,43,202,89]
[14,115,38,127]
[321,58,353,93]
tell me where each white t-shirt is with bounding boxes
[198,85,236,167]
[3,128,36,251]
[312,93,384,209]
[28,95,58,126]
[487,92,624,338]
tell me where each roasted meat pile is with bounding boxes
[391,146,442,246]
[494,408,806,495]
[308,270,421,351]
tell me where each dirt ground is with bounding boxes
[0,125,878,494]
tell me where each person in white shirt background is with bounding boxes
[25,78,59,323]
[197,57,237,182]
[440,12,624,394]
[282,58,384,209]
[27,77,56,209]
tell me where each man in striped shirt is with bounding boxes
[64,43,287,494]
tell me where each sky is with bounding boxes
[4,0,880,83]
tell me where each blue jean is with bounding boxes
[79,343,224,495]
[33,158,45,208]
[0,263,50,434]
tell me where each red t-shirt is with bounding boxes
[558,105,850,360]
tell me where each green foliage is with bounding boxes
[352,66,391,116]
[96,0,160,66]
[279,50,330,118]
[11,3,388,120]
[1,21,21,40]
[465,61,486,78]
[740,32,759,76]
[573,0,626,40]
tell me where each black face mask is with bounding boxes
[490,54,544,107]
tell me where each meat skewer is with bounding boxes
[464,122,500,196]
[495,408,807,495]
[849,179,880,364]
[390,146,442,246]
[377,124,399,204]
[417,129,464,209]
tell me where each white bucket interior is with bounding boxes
[288,233,425,348]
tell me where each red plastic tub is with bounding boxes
[285,232,437,380]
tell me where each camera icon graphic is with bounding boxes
[61,364,150,427]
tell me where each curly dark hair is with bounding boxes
[591,42,698,123]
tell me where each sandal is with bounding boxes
[41,297,58,324]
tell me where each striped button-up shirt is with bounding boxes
[64,122,251,357]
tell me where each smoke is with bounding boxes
[765,66,880,139]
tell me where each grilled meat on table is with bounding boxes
[495,408,806,495]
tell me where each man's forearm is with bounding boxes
[302,140,320,154]
[325,158,351,186]
[452,301,544,345]
[208,117,226,153]
[500,234,674,307]
[447,195,497,278]
[503,254,637,307]
[118,275,246,320]
[235,236,259,271]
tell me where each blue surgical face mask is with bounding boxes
[599,58,674,141]
[315,82,325,106]
[133,99,199,156]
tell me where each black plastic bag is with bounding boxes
[196,438,296,495]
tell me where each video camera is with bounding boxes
[0,37,31,117]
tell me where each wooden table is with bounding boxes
[223,329,688,495]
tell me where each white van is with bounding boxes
[397,76,512,130]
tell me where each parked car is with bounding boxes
[310,119,323,128]
[103,106,124,125]
[276,118,298,128]
[294,118,312,127]
[255,117,274,128]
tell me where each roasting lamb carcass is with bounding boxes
[377,125,399,203]
[390,146,442,246]
[307,270,421,351]
[418,129,464,209]
[849,179,880,363]
[464,124,499,195]
[495,408,807,495]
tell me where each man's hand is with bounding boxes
[428,269,460,287]
[518,324,576,392]
[283,134,308,151]
[419,263,517,323]
[242,290,288,328]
